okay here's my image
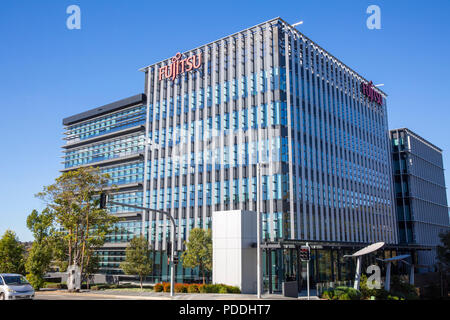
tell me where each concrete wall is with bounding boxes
[212,210,257,294]
[46,272,119,285]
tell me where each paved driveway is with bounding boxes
[35,290,319,300]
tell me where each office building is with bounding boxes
[62,17,429,291]
[390,128,449,269]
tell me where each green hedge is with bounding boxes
[359,274,415,300]
[154,283,240,294]
[90,283,153,291]
[199,284,241,294]
[321,286,362,300]
[44,283,67,289]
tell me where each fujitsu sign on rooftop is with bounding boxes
[158,52,202,81]
[361,81,383,106]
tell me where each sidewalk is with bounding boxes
[36,289,320,300]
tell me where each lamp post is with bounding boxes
[256,162,270,299]
[141,138,177,296]
[102,197,177,297]
[256,163,261,299]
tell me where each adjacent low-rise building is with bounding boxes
[390,128,449,269]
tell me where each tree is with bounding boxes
[0,230,25,274]
[84,252,100,289]
[437,230,450,296]
[51,236,70,273]
[120,236,152,289]
[25,209,55,289]
[25,243,53,289]
[26,209,54,243]
[182,228,212,284]
[36,167,119,291]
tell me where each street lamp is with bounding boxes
[142,138,177,296]
[256,162,270,299]
[101,194,177,297]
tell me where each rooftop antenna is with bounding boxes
[291,20,304,27]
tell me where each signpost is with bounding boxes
[300,243,311,300]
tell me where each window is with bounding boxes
[2,275,29,285]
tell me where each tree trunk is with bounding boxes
[74,225,79,266]
[140,275,143,290]
[68,229,73,266]
[85,254,91,290]
[79,214,89,292]
[201,266,205,284]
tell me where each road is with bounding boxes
[35,292,135,300]
[34,289,319,300]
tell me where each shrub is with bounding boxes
[345,287,362,300]
[219,286,228,294]
[199,284,241,294]
[153,282,240,294]
[91,285,99,291]
[210,284,223,293]
[175,283,188,293]
[387,295,404,300]
[27,274,46,290]
[96,284,113,290]
[45,283,67,289]
[225,285,241,294]
[321,289,334,300]
[154,283,163,292]
[333,287,347,300]
[321,286,361,300]
[187,284,200,293]
[360,274,378,298]
[359,274,398,300]
[201,284,213,293]
[391,276,419,300]
[374,288,390,300]
[163,282,171,293]
[338,293,351,300]
[44,283,59,289]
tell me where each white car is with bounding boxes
[0,274,35,300]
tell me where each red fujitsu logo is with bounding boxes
[361,81,383,105]
[158,52,202,81]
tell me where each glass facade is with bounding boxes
[390,128,449,268]
[62,18,398,283]
[64,104,146,143]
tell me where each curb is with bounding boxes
[36,290,170,300]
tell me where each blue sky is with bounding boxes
[0,0,449,241]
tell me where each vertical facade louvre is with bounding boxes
[390,128,449,267]
[62,18,405,283]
